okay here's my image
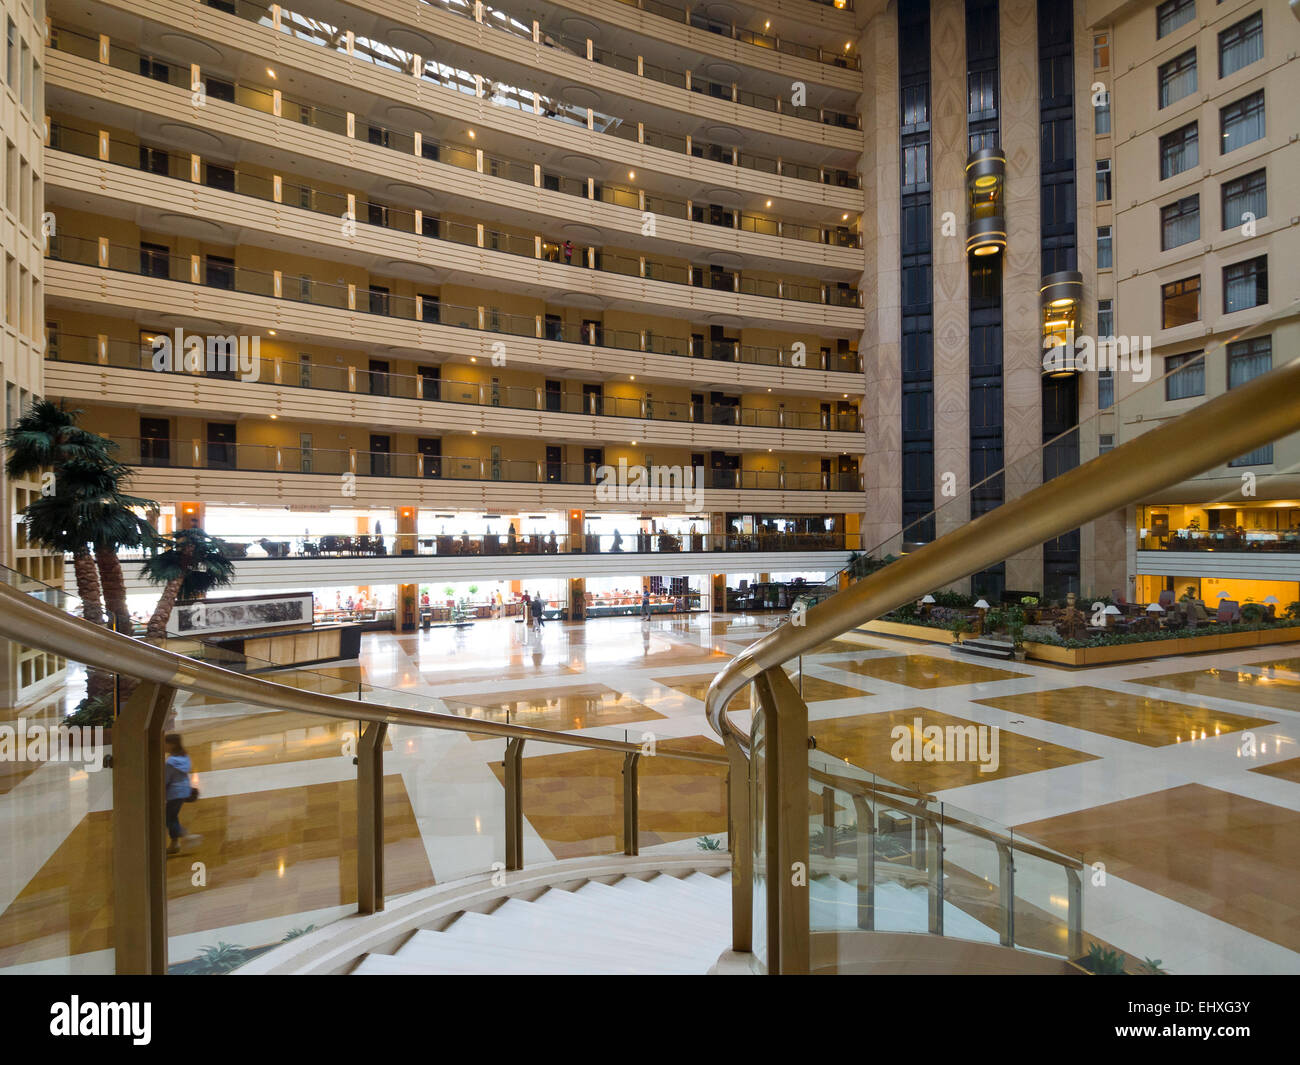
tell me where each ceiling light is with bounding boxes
[764,20,771,30]
[268,329,276,335]
[467,129,476,139]
[764,199,772,207]
[628,170,636,179]
[842,213,849,220]
[267,68,277,79]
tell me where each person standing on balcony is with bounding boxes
[562,240,574,265]
[164,734,199,856]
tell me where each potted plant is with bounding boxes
[1019,595,1040,624]
[1006,606,1027,660]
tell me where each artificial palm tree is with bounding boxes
[141,529,236,641]
[4,400,120,624]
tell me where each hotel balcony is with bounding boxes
[45,343,864,453]
[44,152,863,332]
[48,11,862,216]
[110,439,867,512]
[43,255,863,398]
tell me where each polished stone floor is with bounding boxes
[3,612,1299,974]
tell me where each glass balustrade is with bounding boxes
[45,232,863,373]
[47,114,859,299]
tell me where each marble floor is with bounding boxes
[2,612,1299,974]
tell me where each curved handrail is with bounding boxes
[0,579,726,765]
[706,353,1300,750]
[808,764,1082,871]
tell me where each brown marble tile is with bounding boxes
[654,671,869,710]
[809,709,1096,793]
[836,653,1026,688]
[976,686,1274,747]
[442,683,666,739]
[1250,756,1300,784]
[1015,784,1300,953]
[1136,669,1300,714]
[488,736,727,859]
[0,775,431,966]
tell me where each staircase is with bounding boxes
[351,872,732,975]
[952,636,1016,661]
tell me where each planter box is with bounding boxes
[860,618,1300,666]
[861,619,959,644]
[1024,625,1300,666]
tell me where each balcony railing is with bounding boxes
[48,332,863,433]
[621,0,860,70]
[112,529,864,562]
[113,436,866,493]
[256,0,862,116]
[53,13,861,201]
[1140,529,1300,552]
[45,234,864,375]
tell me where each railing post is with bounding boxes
[356,721,387,914]
[112,680,177,974]
[622,751,640,856]
[820,786,835,859]
[504,737,524,870]
[1066,866,1083,959]
[926,815,944,935]
[725,738,752,953]
[752,666,809,974]
[997,842,1015,947]
[851,794,874,930]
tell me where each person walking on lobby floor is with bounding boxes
[164,734,202,855]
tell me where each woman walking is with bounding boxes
[164,734,201,855]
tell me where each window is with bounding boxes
[1098,432,1115,453]
[901,84,928,126]
[968,70,996,117]
[902,142,929,186]
[1159,122,1198,178]
[1093,32,1110,69]
[1098,371,1114,410]
[1157,0,1195,38]
[1227,335,1271,388]
[1223,255,1267,312]
[1097,226,1112,268]
[1158,49,1197,108]
[1221,168,1266,230]
[1220,90,1264,154]
[1097,298,1113,336]
[1161,195,1199,250]
[1095,94,1111,134]
[1161,275,1200,327]
[1095,159,1112,202]
[1165,351,1205,400]
[204,163,234,192]
[5,20,13,88]
[1219,12,1263,79]
[140,242,170,279]
[205,77,234,103]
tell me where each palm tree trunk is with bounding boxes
[70,548,114,704]
[71,548,104,626]
[146,577,184,642]
[94,544,131,633]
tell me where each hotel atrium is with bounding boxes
[0,0,1298,987]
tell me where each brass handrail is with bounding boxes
[705,352,1300,748]
[0,580,726,764]
[808,764,1082,871]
